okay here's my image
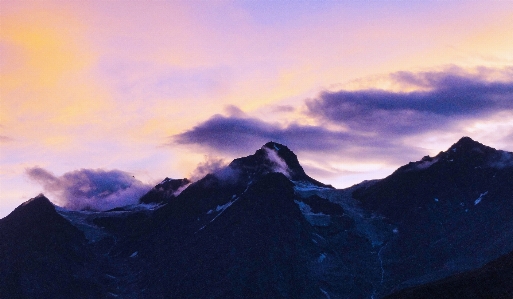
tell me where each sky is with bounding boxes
[1,0,513,217]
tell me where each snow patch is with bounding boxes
[294,200,331,226]
[196,183,254,234]
[216,201,234,212]
[378,243,388,285]
[474,191,488,205]
[119,203,162,211]
[55,208,111,243]
[295,200,312,214]
[293,181,329,192]
[207,199,237,227]
[320,288,331,299]
[208,199,238,224]
[318,253,327,263]
[313,233,325,240]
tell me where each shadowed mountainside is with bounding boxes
[1,138,512,298]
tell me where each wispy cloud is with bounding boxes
[189,156,228,182]
[26,167,152,211]
[98,60,232,101]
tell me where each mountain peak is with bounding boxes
[449,136,488,152]
[262,141,285,151]
[6,194,56,220]
[227,142,330,188]
[1,194,82,241]
[139,178,190,204]
[261,141,303,174]
[455,136,476,144]
[393,137,507,174]
[438,136,497,162]
[17,194,55,214]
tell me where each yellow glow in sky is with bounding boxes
[1,0,513,217]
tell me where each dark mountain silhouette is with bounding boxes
[139,177,190,204]
[0,195,105,299]
[1,138,512,298]
[353,136,513,295]
[385,248,513,299]
[228,142,333,188]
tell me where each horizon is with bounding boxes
[1,1,513,218]
[3,135,511,217]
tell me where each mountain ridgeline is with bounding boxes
[1,138,512,298]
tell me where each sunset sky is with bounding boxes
[1,1,513,216]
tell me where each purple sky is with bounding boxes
[1,1,513,216]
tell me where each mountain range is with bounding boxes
[1,137,512,298]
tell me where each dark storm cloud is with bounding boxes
[171,114,418,163]
[26,167,152,211]
[306,71,513,135]
[171,69,513,166]
[173,114,347,153]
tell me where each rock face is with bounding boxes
[139,178,190,204]
[0,195,105,299]
[353,136,513,295]
[227,142,333,188]
[1,138,512,298]
[384,249,513,299]
[138,173,322,298]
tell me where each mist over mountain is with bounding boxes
[26,168,152,211]
[2,137,513,298]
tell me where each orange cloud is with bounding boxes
[0,5,114,143]
[0,8,94,86]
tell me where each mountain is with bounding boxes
[228,142,333,188]
[1,138,512,298]
[97,142,356,298]
[352,136,513,295]
[385,247,513,299]
[139,177,190,204]
[0,195,105,298]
